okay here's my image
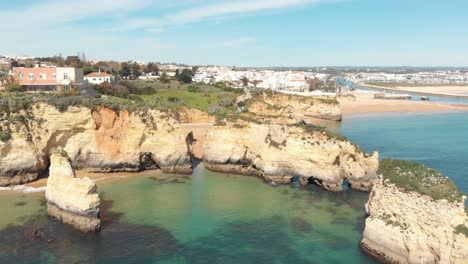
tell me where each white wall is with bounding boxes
[85,76,112,85]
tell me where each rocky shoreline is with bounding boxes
[0,103,192,186]
[203,120,379,192]
[361,159,468,264]
[1,95,467,262]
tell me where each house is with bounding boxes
[11,66,84,92]
[84,71,113,85]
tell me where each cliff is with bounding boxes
[245,92,342,122]
[361,159,468,264]
[45,151,100,232]
[203,120,378,191]
[0,103,192,186]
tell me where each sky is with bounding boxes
[1,0,468,67]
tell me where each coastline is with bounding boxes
[340,97,468,115]
[4,169,165,191]
[354,82,468,99]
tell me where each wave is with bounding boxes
[0,185,46,193]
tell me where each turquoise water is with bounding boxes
[1,112,467,263]
[0,166,376,264]
[339,112,468,196]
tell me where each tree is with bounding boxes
[65,56,83,68]
[10,60,19,69]
[131,62,141,78]
[159,72,170,83]
[146,62,159,75]
[1,75,23,92]
[241,77,249,87]
[307,77,322,91]
[120,62,131,78]
[175,69,193,84]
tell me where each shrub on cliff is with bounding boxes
[0,129,11,142]
[95,83,129,97]
[455,224,468,238]
[378,159,464,202]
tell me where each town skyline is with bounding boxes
[2,0,468,67]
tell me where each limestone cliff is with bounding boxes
[45,151,100,232]
[178,106,215,123]
[0,103,192,186]
[203,120,378,191]
[361,159,468,264]
[245,92,342,122]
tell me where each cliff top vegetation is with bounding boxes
[246,88,339,106]
[378,158,464,202]
[0,80,242,117]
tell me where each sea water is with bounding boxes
[1,112,467,263]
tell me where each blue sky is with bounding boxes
[1,0,468,66]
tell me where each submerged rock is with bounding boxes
[203,121,378,192]
[0,104,192,186]
[45,151,100,232]
[361,159,468,264]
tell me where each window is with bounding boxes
[52,73,57,79]
[98,78,102,81]
[63,73,68,80]
[29,73,34,80]
[93,78,96,81]
[39,73,46,79]
[19,73,23,79]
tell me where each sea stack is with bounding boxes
[45,150,101,232]
[361,159,468,264]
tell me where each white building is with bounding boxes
[84,71,113,85]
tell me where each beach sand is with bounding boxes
[357,83,468,97]
[23,169,162,189]
[340,98,468,115]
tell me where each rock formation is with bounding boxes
[45,151,100,232]
[0,103,192,186]
[245,92,342,122]
[361,159,468,264]
[203,120,378,191]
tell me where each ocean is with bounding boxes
[1,112,467,263]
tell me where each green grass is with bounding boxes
[121,80,241,112]
[0,80,241,120]
[378,159,464,202]
[139,90,237,112]
[455,224,468,237]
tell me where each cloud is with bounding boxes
[218,37,257,47]
[0,0,157,35]
[109,0,332,32]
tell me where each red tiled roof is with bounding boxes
[84,72,112,77]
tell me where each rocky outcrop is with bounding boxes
[45,151,100,232]
[178,107,215,123]
[245,93,342,122]
[0,104,192,186]
[361,160,468,264]
[203,121,378,191]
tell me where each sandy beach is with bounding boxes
[22,169,163,189]
[356,82,468,98]
[340,98,468,115]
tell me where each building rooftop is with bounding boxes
[84,72,112,78]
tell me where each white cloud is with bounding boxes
[218,37,257,47]
[109,0,333,32]
[0,0,153,28]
